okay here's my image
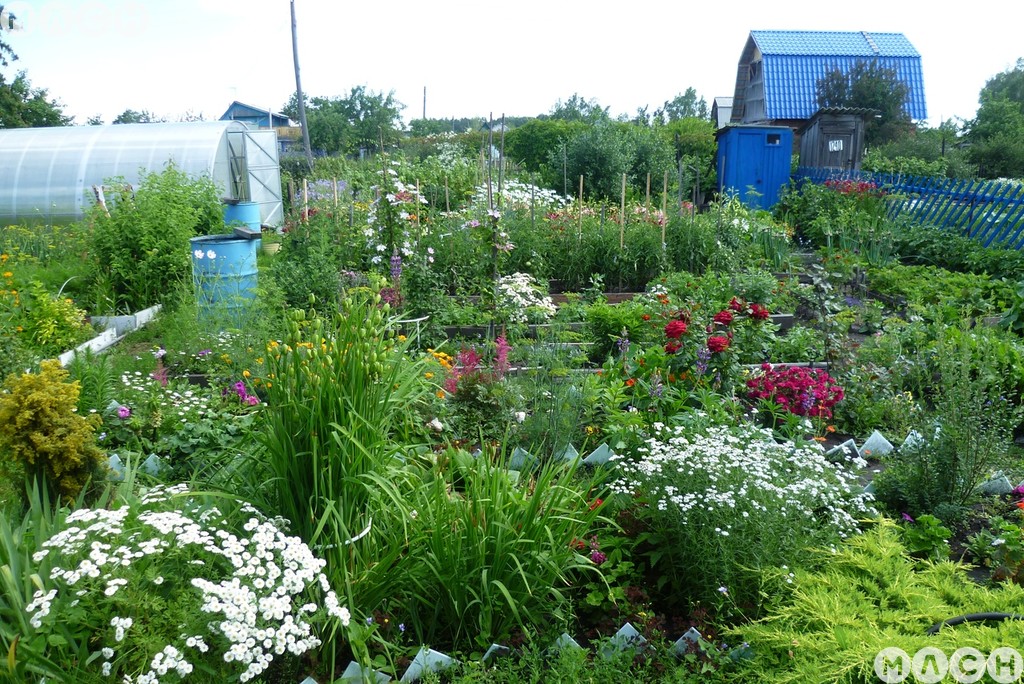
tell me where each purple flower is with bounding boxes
[590,550,607,565]
[116,405,131,420]
[616,335,630,357]
[901,513,915,523]
[390,253,403,281]
[197,349,211,357]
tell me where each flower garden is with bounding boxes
[3,145,1024,683]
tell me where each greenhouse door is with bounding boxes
[243,130,283,228]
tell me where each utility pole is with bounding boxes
[290,0,314,171]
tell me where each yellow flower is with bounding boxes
[398,334,407,342]
[2,271,11,278]
[424,372,434,379]
[243,370,251,378]
[436,390,446,399]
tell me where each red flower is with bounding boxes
[589,498,604,511]
[625,378,636,387]
[707,335,730,353]
[642,313,651,321]
[750,303,771,321]
[728,297,746,312]
[713,310,734,326]
[665,340,681,354]
[665,320,688,338]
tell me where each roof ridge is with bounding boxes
[861,31,881,55]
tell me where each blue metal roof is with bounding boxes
[740,31,927,121]
[750,30,921,58]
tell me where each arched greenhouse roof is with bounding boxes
[0,120,249,225]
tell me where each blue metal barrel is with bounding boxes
[223,201,262,231]
[190,234,259,327]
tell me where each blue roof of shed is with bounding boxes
[739,31,927,121]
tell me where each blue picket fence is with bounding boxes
[792,168,1024,250]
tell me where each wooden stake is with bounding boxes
[645,172,651,213]
[619,173,626,250]
[578,174,584,241]
[333,177,338,210]
[662,170,669,250]
[302,178,309,221]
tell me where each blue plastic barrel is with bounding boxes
[190,234,259,327]
[223,201,262,231]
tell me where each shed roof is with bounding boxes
[735,30,927,122]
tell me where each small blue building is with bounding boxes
[715,124,793,210]
[219,101,292,129]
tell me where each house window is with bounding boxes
[766,134,781,146]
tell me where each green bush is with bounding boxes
[0,360,105,503]
[87,163,223,312]
[610,423,876,614]
[872,326,1024,519]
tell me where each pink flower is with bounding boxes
[728,297,746,312]
[117,405,131,420]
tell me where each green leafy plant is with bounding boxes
[0,360,105,503]
[393,448,606,649]
[966,515,1024,585]
[900,513,952,561]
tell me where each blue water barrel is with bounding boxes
[190,234,259,327]
[223,201,262,231]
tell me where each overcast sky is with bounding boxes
[2,0,1020,129]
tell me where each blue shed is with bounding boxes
[715,125,793,210]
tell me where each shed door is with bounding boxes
[243,130,283,227]
[736,131,781,208]
[822,134,854,170]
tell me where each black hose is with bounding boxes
[926,612,1024,635]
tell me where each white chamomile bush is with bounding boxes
[24,484,349,683]
[610,424,876,608]
[496,272,556,324]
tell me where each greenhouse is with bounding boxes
[0,120,283,226]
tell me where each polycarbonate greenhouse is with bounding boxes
[0,121,283,226]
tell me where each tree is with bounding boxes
[815,60,912,145]
[550,123,631,201]
[283,86,405,157]
[967,59,1024,178]
[505,118,586,176]
[653,88,709,124]
[0,71,72,128]
[547,94,609,124]
[112,109,162,124]
[1,16,71,129]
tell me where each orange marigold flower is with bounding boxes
[625,378,636,387]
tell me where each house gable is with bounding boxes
[731,30,927,124]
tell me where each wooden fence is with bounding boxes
[793,168,1024,250]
